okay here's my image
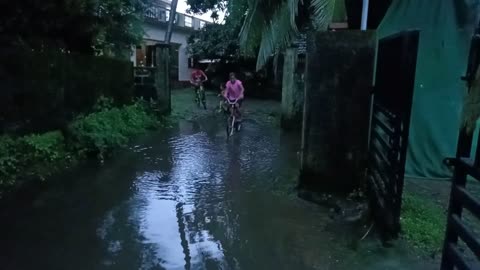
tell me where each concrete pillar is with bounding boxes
[155,43,171,114]
[300,31,375,193]
[178,46,189,81]
[281,47,303,130]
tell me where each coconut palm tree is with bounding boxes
[237,0,336,70]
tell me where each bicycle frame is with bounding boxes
[193,80,207,109]
[226,99,240,137]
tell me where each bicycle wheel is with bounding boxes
[226,115,235,137]
[196,92,201,108]
[194,89,200,106]
[234,107,242,131]
[226,116,232,137]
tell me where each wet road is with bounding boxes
[0,96,436,270]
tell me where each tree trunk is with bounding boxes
[165,0,179,44]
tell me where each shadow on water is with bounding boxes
[0,100,436,270]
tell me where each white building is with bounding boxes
[132,0,210,85]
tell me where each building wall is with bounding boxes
[134,23,193,82]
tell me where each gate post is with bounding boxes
[155,43,171,114]
[281,47,303,130]
[300,31,375,192]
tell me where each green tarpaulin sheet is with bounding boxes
[377,0,479,179]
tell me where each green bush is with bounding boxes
[69,98,158,159]
[0,131,68,190]
[401,193,446,255]
[0,98,160,196]
[0,136,19,187]
[19,131,69,180]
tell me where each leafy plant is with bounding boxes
[92,95,115,112]
[21,131,66,163]
[0,136,19,187]
[0,131,69,189]
[187,0,336,70]
[0,98,160,197]
[19,131,69,181]
[187,0,249,61]
[69,100,157,159]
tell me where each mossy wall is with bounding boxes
[0,49,134,134]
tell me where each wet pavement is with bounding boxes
[0,90,437,270]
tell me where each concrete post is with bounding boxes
[300,31,375,193]
[155,43,171,114]
[281,47,303,130]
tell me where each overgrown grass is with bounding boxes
[0,97,161,197]
[401,192,446,255]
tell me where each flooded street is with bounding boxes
[0,91,436,270]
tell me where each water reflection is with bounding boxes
[132,132,231,269]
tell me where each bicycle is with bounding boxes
[194,80,207,110]
[225,99,241,137]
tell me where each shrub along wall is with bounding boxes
[0,49,134,134]
[0,98,161,198]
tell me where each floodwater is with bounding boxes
[0,96,436,270]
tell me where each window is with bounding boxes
[185,16,192,27]
[200,21,206,29]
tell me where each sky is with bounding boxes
[176,0,226,22]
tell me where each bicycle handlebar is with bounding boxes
[225,99,239,105]
[191,79,207,84]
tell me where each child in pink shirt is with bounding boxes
[223,72,244,104]
[223,72,245,120]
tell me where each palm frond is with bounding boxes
[311,0,335,30]
[255,0,299,70]
[239,0,335,70]
[239,0,263,55]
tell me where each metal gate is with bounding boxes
[440,22,480,270]
[367,30,419,241]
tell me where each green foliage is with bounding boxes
[187,0,228,14]
[188,23,242,60]
[0,131,68,190]
[0,136,19,187]
[19,131,69,181]
[0,0,152,57]
[186,0,229,21]
[20,131,66,163]
[187,0,250,60]
[94,0,153,57]
[69,98,158,158]
[401,193,446,255]
[187,0,335,70]
[0,98,160,196]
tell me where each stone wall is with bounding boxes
[300,31,376,193]
[0,49,134,134]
